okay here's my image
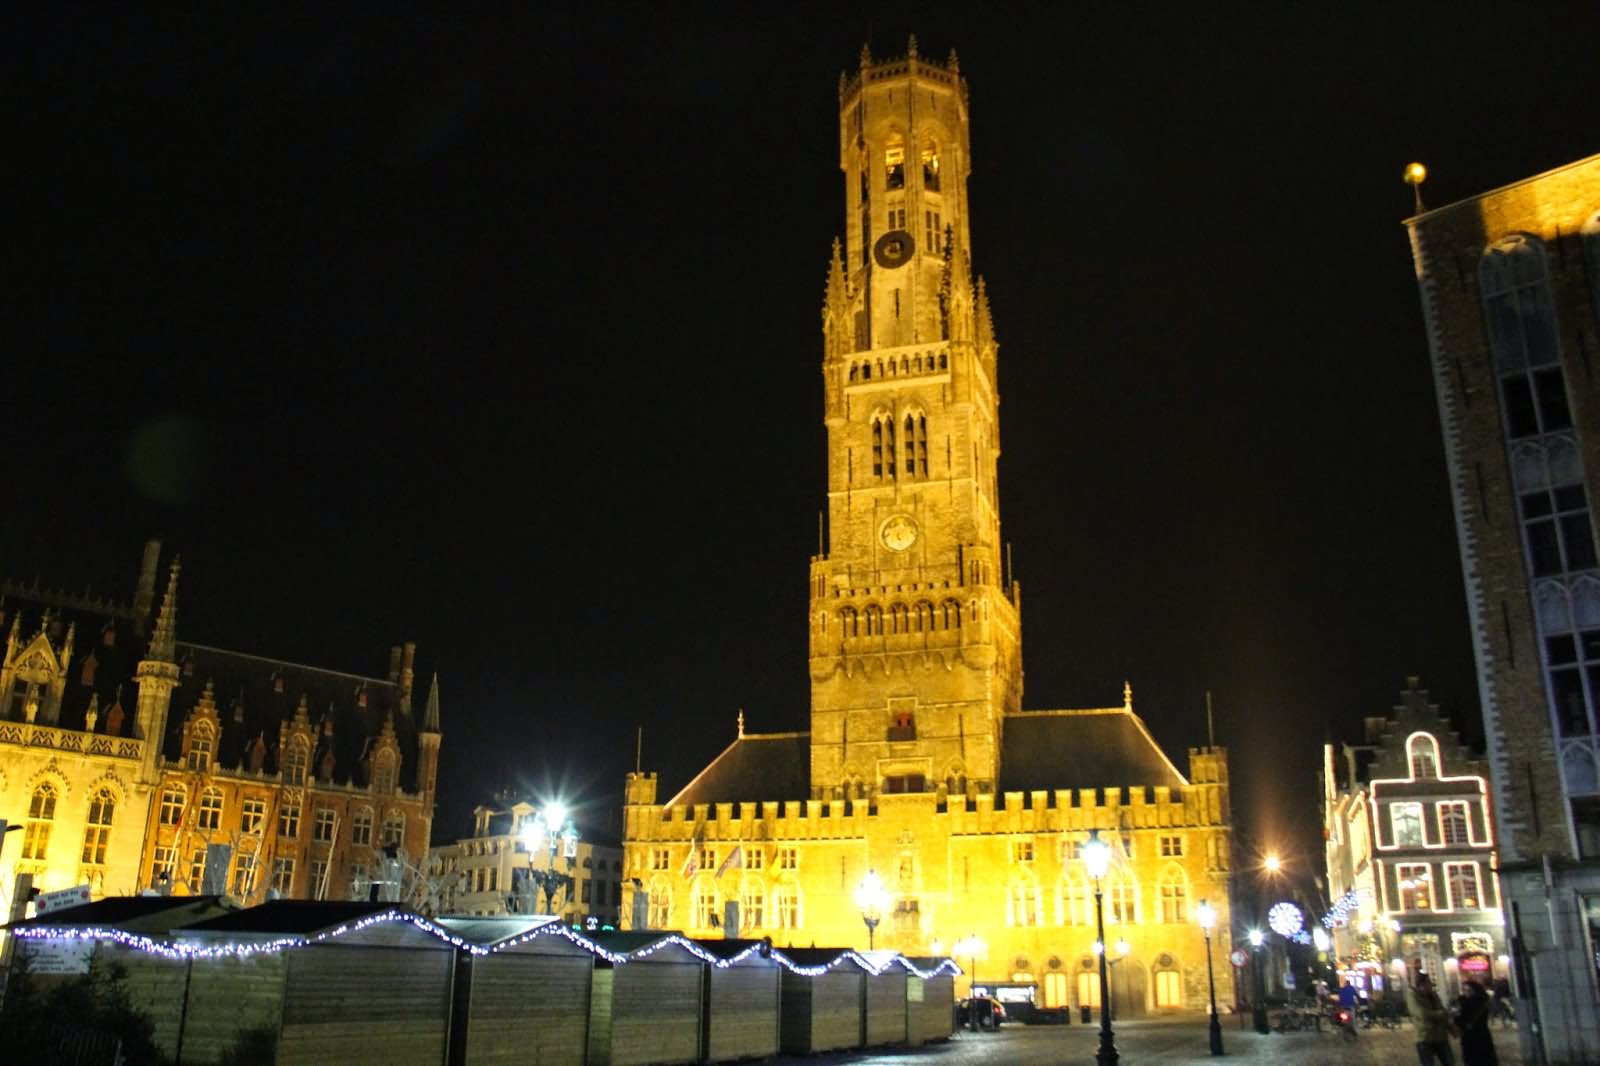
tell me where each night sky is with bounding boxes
[9,8,1598,875]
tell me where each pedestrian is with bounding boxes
[1455,980,1499,1066]
[1407,972,1456,1066]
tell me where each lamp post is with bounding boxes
[952,934,986,1030]
[1249,928,1269,1034]
[1197,899,1224,1055]
[520,803,579,916]
[854,868,888,950]
[1084,831,1118,1066]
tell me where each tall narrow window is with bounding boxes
[187,727,213,773]
[383,811,405,847]
[885,142,905,190]
[1390,802,1424,846]
[1446,862,1482,909]
[921,142,940,190]
[1011,879,1039,926]
[272,857,296,895]
[279,801,301,838]
[81,788,114,865]
[742,884,765,928]
[352,808,374,846]
[1546,630,1600,737]
[22,783,56,860]
[1159,876,1187,923]
[197,788,223,830]
[1521,485,1598,576]
[871,419,884,479]
[1408,734,1439,778]
[282,743,308,785]
[1397,863,1433,910]
[159,786,185,826]
[1438,801,1471,845]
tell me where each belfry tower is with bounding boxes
[809,39,1022,798]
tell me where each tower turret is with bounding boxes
[134,558,182,783]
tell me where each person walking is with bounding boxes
[1455,980,1499,1066]
[1407,972,1456,1066]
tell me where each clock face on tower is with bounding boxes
[880,515,919,552]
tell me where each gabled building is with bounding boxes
[0,541,442,915]
[1322,679,1503,1001]
[621,41,1236,1020]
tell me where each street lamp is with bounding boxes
[1196,899,1224,1055]
[1248,928,1269,1034]
[952,934,986,1030]
[854,868,888,950]
[520,803,580,916]
[1083,831,1118,1066]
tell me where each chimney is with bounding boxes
[132,539,162,628]
[388,646,402,684]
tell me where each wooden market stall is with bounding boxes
[774,948,871,1054]
[583,931,703,1066]
[174,900,457,1066]
[3,895,230,1056]
[863,953,908,1046]
[897,956,959,1045]
[690,937,782,1063]
[436,916,595,1066]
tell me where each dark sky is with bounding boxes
[8,7,1597,867]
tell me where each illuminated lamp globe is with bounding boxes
[1082,835,1111,880]
[1404,162,1428,186]
[1196,900,1217,932]
[1248,929,1264,948]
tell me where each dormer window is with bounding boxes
[187,728,213,773]
[1407,734,1439,779]
[283,743,308,786]
[372,756,396,795]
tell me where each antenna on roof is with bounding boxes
[1205,690,1216,748]
[635,726,643,774]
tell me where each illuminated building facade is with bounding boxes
[1321,679,1504,1000]
[427,800,623,925]
[622,40,1236,1018]
[0,541,441,917]
[1407,153,1600,1060]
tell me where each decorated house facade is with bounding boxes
[622,41,1236,1018]
[1321,678,1504,1001]
[0,541,442,918]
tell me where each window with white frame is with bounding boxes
[187,728,213,772]
[197,788,223,830]
[774,885,799,928]
[1438,801,1471,845]
[80,788,114,865]
[1159,875,1187,923]
[1390,802,1424,846]
[648,886,671,928]
[695,882,719,928]
[1159,834,1184,857]
[1398,863,1433,910]
[742,883,765,928]
[153,845,175,880]
[279,801,300,838]
[272,857,296,895]
[1446,862,1482,909]
[1060,872,1090,925]
[1408,735,1439,778]
[352,808,373,846]
[313,807,336,843]
[24,783,58,861]
[1107,875,1136,923]
[382,811,405,847]
[240,797,266,833]
[159,786,184,825]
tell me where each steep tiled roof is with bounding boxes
[0,596,148,734]
[165,643,423,790]
[666,732,810,807]
[999,708,1187,792]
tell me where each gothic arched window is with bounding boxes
[1059,871,1090,925]
[81,788,115,865]
[22,783,57,860]
[1011,876,1040,926]
[1408,733,1440,779]
[885,137,906,190]
[921,140,941,191]
[1157,866,1188,923]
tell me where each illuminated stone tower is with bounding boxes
[809,39,1022,797]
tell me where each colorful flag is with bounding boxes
[681,847,699,880]
[716,845,743,877]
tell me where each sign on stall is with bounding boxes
[21,938,94,975]
[35,883,92,915]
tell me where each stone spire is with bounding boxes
[1123,680,1133,711]
[422,672,441,733]
[148,558,180,662]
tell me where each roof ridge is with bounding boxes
[177,642,398,687]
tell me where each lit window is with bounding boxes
[774,885,799,928]
[1060,872,1089,925]
[1159,877,1187,923]
[197,789,223,831]
[1106,875,1136,924]
[1398,863,1433,910]
[1390,802,1424,846]
[278,802,301,838]
[1408,735,1439,778]
[1011,880,1039,926]
[1438,801,1471,845]
[272,857,296,895]
[885,143,905,190]
[80,788,114,865]
[240,798,266,833]
[187,729,213,773]
[920,142,940,191]
[779,847,798,870]
[1012,839,1035,863]
[1446,862,1481,909]
[159,787,184,825]
[1155,970,1183,1008]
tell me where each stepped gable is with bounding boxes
[0,591,148,733]
[1000,707,1188,793]
[666,732,810,807]
[164,643,422,791]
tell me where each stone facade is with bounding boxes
[1406,153,1600,1062]
[0,541,442,924]
[1322,679,1506,1002]
[622,41,1236,1020]
[428,800,623,925]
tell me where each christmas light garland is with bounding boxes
[1322,888,1362,929]
[15,909,960,979]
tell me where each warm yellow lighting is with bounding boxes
[1196,899,1217,932]
[1263,854,1282,873]
[1083,832,1111,880]
[1404,162,1428,186]
[854,868,888,917]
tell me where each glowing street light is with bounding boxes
[1248,928,1268,1034]
[1263,853,1282,874]
[854,869,889,950]
[1196,900,1224,1055]
[520,801,579,915]
[1083,831,1118,1066]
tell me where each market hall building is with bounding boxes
[621,40,1236,1018]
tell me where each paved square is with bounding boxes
[765,1014,1525,1065]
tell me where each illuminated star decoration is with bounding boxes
[1267,901,1304,939]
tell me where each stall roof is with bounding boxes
[4,896,228,933]
[178,899,401,936]
[773,947,874,973]
[434,915,558,947]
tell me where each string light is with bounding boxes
[15,908,963,979]
[1322,888,1362,928]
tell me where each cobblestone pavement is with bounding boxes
[763,1014,1526,1065]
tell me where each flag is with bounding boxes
[716,845,743,877]
[681,847,699,880]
